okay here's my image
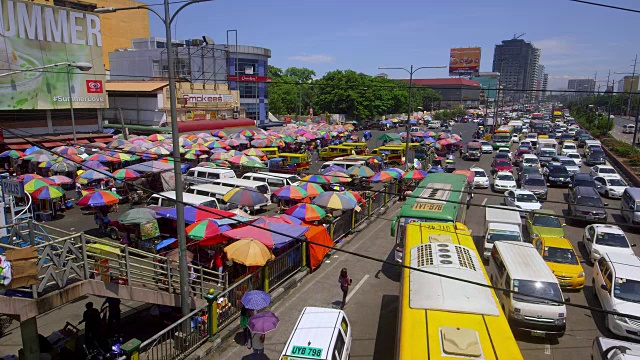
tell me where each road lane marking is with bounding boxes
[346,274,369,303]
[544,342,551,355]
[482,198,487,206]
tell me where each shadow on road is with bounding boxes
[584,284,614,337]
[372,294,397,360]
[240,354,270,360]
[376,248,400,283]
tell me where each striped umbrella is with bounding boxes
[346,165,375,178]
[31,185,65,199]
[0,150,24,158]
[22,174,43,183]
[108,139,132,149]
[185,219,221,241]
[226,139,242,147]
[222,188,269,207]
[24,178,56,192]
[79,169,109,180]
[38,161,56,168]
[228,150,244,157]
[210,152,231,161]
[186,143,210,152]
[211,130,227,137]
[342,191,364,204]
[205,140,228,149]
[385,168,405,178]
[228,155,252,165]
[212,160,231,167]
[298,182,324,198]
[243,148,265,157]
[77,190,121,207]
[86,154,118,163]
[369,171,395,183]
[26,153,57,162]
[250,139,267,148]
[149,147,171,156]
[197,162,218,168]
[112,169,141,180]
[285,203,326,221]
[301,174,329,185]
[273,185,308,200]
[47,175,73,184]
[312,191,358,210]
[239,129,255,137]
[402,170,429,181]
[146,134,166,141]
[109,153,136,162]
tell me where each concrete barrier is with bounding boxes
[601,145,640,187]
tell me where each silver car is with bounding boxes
[551,156,580,174]
[521,173,548,200]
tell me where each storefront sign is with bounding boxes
[182,93,234,103]
[227,75,272,83]
[185,110,217,121]
[2,179,24,197]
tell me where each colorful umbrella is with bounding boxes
[402,170,429,181]
[109,153,136,162]
[241,290,271,311]
[210,152,231,161]
[79,169,109,180]
[243,160,266,168]
[239,129,255,137]
[38,161,55,168]
[301,174,329,185]
[22,174,43,183]
[0,150,24,158]
[224,238,274,266]
[185,219,221,240]
[31,185,65,199]
[146,134,166,141]
[312,191,358,210]
[27,153,57,162]
[222,188,269,207]
[77,190,121,207]
[342,191,364,204]
[47,175,73,184]
[285,203,326,221]
[228,155,251,165]
[250,139,268,148]
[385,168,405,178]
[243,148,265,157]
[248,312,280,334]
[273,185,308,200]
[186,143,210,152]
[298,182,324,198]
[211,130,227,138]
[156,206,239,224]
[326,174,352,183]
[108,139,132,149]
[149,146,171,156]
[86,154,118,163]
[112,168,141,180]
[222,222,308,249]
[118,208,157,225]
[346,165,375,178]
[24,178,55,193]
[322,165,346,175]
[369,171,395,183]
[212,160,231,167]
[82,160,109,171]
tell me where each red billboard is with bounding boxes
[228,75,272,83]
[449,47,481,75]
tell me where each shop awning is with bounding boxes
[76,140,90,144]
[7,144,31,150]
[41,142,65,147]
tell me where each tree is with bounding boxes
[267,66,316,116]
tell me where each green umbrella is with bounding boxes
[243,160,266,168]
[118,208,157,225]
[377,133,400,141]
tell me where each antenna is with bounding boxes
[513,33,526,39]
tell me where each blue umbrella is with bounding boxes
[241,290,271,310]
[24,146,41,155]
[423,137,436,143]
[322,165,346,175]
[155,238,177,251]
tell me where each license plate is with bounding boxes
[531,330,546,337]
[290,345,323,359]
[560,281,569,286]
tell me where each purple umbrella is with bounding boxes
[241,290,271,310]
[248,311,279,334]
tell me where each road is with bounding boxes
[611,115,637,145]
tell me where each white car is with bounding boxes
[594,176,629,198]
[520,154,540,168]
[552,156,580,174]
[583,224,636,264]
[478,139,493,153]
[590,165,619,179]
[565,152,582,166]
[493,171,517,193]
[496,147,512,160]
[511,133,520,143]
[470,167,490,188]
[560,142,578,156]
[504,189,542,215]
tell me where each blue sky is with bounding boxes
[150,0,640,89]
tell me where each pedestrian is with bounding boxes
[75,182,82,200]
[78,302,101,349]
[338,268,352,309]
[240,305,251,346]
[251,331,266,354]
[214,251,224,286]
[101,297,121,332]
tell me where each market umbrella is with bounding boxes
[24,146,41,155]
[185,219,221,241]
[248,312,280,334]
[241,290,271,311]
[298,182,324,198]
[254,214,303,225]
[285,203,326,221]
[402,170,429,181]
[27,153,57,162]
[47,175,73,184]
[0,150,24,159]
[156,206,239,224]
[79,169,109,181]
[24,178,55,192]
[243,148,265,157]
[384,168,405,178]
[301,174,329,185]
[77,190,121,207]
[321,165,346,175]
[86,154,118,163]
[243,160,266,168]
[110,153,137,162]
[342,191,364,204]
[82,160,109,171]
[210,152,231,161]
[369,171,395,183]
[228,155,251,165]
[146,134,167,142]
[326,173,352,183]
[38,161,56,168]
[211,130,227,138]
[273,185,308,200]
[224,238,274,266]
[223,188,269,207]
[22,174,43,183]
[108,139,132,149]
[377,133,400,141]
[223,222,308,249]
[112,168,141,180]
[312,191,358,210]
[31,185,64,199]
[165,248,194,263]
[118,208,158,225]
[346,165,375,178]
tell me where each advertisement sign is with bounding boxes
[0,0,107,109]
[449,47,481,76]
[227,75,272,83]
[1,179,24,197]
[183,93,234,104]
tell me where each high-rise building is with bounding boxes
[541,73,549,101]
[617,76,640,93]
[567,79,596,96]
[492,38,541,103]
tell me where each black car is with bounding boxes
[544,164,571,186]
[585,150,606,166]
[578,134,594,148]
[569,173,596,189]
[568,186,608,223]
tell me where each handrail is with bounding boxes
[15,191,32,220]
[139,303,207,349]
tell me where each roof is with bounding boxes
[106,81,169,92]
[593,224,625,234]
[625,188,640,197]
[404,78,481,87]
[604,252,640,279]
[284,307,343,358]
[493,242,557,282]
[541,236,573,249]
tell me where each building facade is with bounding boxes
[617,76,640,93]
[567,79,596,97]
[492,38,541,103]
[405,78,481,107]
[109,37,271,123]
[471,72,500,102]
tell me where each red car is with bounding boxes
[492,158,513,173]
[514,148,531,165]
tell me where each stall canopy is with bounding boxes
[126,160,174,174]
[156,206,244,225]
[222,222,309,249]
[304,223,333,271]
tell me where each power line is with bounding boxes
[568,0,640,14]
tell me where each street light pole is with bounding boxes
[378,65,446,169]
[96,0,208,317]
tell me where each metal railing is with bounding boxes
[267,243,302,290]
[331,210,353,242]
[353,204,369,226]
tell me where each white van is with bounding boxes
[489,242,567,338]
[210,178,271,209]
[319,159,365,172]
[147,191,220,209]
[241,172,301,193]
[623,124,636,134]
[185,184,238,210]
[280,307,351,360]
[185,166,236,185]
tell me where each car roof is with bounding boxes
[541,236,573,249]
[531,209,556,215]
[513,189,534,195]
[593,224,625,234]
[496,171,514,176]
[573,173,593,179]
[469,167,487,173]
[524,173,545,180]
[595,165,614,170]
[574,186,600,196]
[603,252,640,280]
[522,154,537,158]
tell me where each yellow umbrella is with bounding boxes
[224,238,274,266]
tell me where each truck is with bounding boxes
[463,141,482,161]
[482,206,523,260]
[537,138,558,166]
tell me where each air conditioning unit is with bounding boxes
[220,113,228,119]
[232,113,239,119]
[233,106,240,112]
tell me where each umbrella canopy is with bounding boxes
[222,222,308,249]
[146,134,167,142]
[118,208,158,225]
[86,154,118,163]
[222,188,269,207]
[369,171,395,183]
[211,130,227,138]
[301,174,329,185]
[377,133,401,141]
[228,155,251,165]
[285,203,326,221]
[342,191,364,204]
[321,165,346,175]
[273,185,308,200]
[156,206,239,224]
[248,312,280,334]
[298,182,324,198]
[24,178,55,192]
[185,219,221,240]
[241,290,271,311]
[210,152,231,161]
[164,248,194,263]
[243,160,266,168]
[243,148,265,157]
[50,161,78,172]
[224,238,274,266]
[346,165,375,178]
[47,175,73,184]
[31,185,64,199]
[77,190,121,207]
[0,150,24,159]
[402,170,429,181]
[79,169,109,180]
[312,191,358,210]
[38,161,56,168]
[112,168,141,180]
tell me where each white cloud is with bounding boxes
[288,54,335,64]
[533,37,578,56]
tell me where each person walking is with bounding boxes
[101,297,121,332]
[251,331,266,354]
[78,302,101,349]
[214,251,224,286]
[338,268,352,309]
[239,306,251,346]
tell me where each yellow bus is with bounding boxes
[257,147,279,159]
[397,222,523,360]
[319,145,353,160]
[340,142,368,155]
[370,146,405,163]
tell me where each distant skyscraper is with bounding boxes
[567,79,596,97]
[542,73,549,101]
[492,38,541,103]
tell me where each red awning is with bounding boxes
[76,140,90,144]
[177,119,256,133]
[41,142,64,147]
[7,144,31,150]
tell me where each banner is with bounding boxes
[0,0,107,109]
[449,47,481,76]
[183,93,234,104]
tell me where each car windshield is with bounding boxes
[574,178,595,187]
[549,167,569,175]
[496,160,510,166]
[543,246,579,265]
[564,144,576,149]
[523,158,538,164]
[559,159,575,166]
[468,146,481,151]
[532,215,562,228]
[288,175,302,183]
[473,170,486,177]
[595,232,630,248]
[567,153,580,158]
[516,193,538,202]
[613,279,640,303]
[599,168,617,174]
[524,178,546,186]
[589,151,605,158]
[608,178,627,187]
[576,195,603,207]
[540,149,555,156]
[487,230,521,243]
[497,174,514,181]
[512,279,564,304]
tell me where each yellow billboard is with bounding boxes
[449,47,481,76]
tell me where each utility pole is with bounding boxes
[494,57,504,131]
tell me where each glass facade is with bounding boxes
[229,56,269,123]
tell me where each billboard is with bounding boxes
[449,47,481,76]
[0,0,107,110]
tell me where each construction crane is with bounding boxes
[513,33,526,39]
